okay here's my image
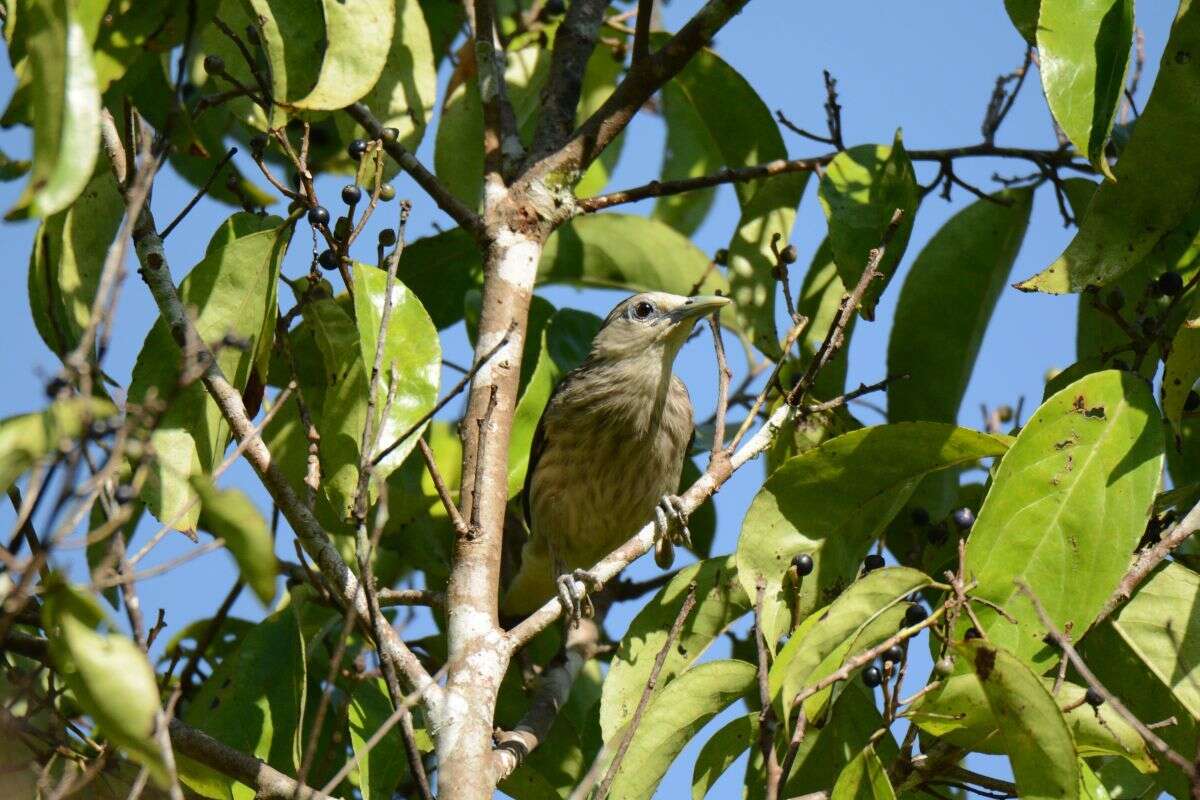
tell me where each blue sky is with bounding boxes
[0,0,1179,796]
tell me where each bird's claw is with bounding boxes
[655,494,691,549]
[556,569,602,627]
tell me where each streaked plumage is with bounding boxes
[502,292,730,616]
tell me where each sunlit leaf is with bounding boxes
[651,82,721,236]
[817,132,919,320]
[830,745,895,800]
[1037,0,1134,177]
[1017,2,1200,293]
[691,713,757,800]
[963,370,1163,669]
[293,0,393,110]
[191,477,278,606]
[737,423,1009,645]
[0,396,115,495]
[600,557,751,741]
[7,0,101,219]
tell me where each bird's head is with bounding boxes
[589,292,731,364]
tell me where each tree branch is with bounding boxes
[529,0,610,157]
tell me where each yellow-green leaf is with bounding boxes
[191,477,278,606]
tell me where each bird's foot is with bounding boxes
[556,569,603,627]
[654,494,691,569]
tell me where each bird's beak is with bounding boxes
[669,295,732,324]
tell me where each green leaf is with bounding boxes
[691,713,757,800]
[888,188,1035,423]
[574,44,627,198]
[651,81,721,236]
[434,44,548,208]
[348,678,431,800]
[320,264,440,520]
[669,43,801,356]
[7,0,101,219]
[334,0,437,158]
[43,581,165,784]
[1017,2,1200,293]
[508,308,601,496]
[817,132,919,320]
[954,640,1079,800]
[600,557,751,741]
[770,567,932,715]
[1083,621,1197,799]
[397,227,483,330]
[539,213,732,298]
[1037,0,1134,177]
[1095,758,1159,799]
[1110,562,1200,719]
[244,0,323,106]
[909,673,1156,772]
[605,660,756,800]
[293,0,393,110]
[92,0,218,93]
[737,423,1009,644]
[501,715,587,800]
[1004,0,1039,44]
[128,215,291,533]
[963,370,1163,670]
[1164,310,1200,438]
[27,168,124,359]
[191,478,278,606]
[798,240,856,398]
[1080,760,1115,800]
[0,396,115,495]
[179,602,307,799]
[0,147,31,180]
[830,745,896,800]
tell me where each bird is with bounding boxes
[501,291,731,623]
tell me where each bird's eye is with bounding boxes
[633,301,655,320]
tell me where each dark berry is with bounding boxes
[378,183,396,201]
[881,644,904,665]
[1084,687,1104,707]
[381,127,400,143]
[45,376,68,398]
[318,249,339,271]
[114,484,136,505]
[334,216,352,241]
[244,25,260,45]
[910,507,930,526]
[1186,390,1200,412]
[202,54,225,75]
[995,404,1013,423]
[964,627,982,640]
[307,206,330,226]
[950,507,975,532]
[779,244,798,264]
[543,0,565,14]
[863,553,885,573]
[249,133,268,153]
[348,139,369,160]
[713,248,729,265]
[903,603,927,627]
[1105,287,1126,311]
[1157,270,1184,296]
[1139,316,1158,337]
[792,553,814,577]
[862,666,882,688]
[341,184,362,205]
[1112,358,1130,371]
[378,228,397,247]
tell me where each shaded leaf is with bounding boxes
[43,581,165,784]
[798,240,856,398]
[888,188,1035,424]
[178,602,307,799]
[27,168,124,359]
[1004,0,1039,44]
[651,81,721,236]
[348,678,432,800]
[600,557,751,741]
[963,370,1163,669]
[128,215,290,532]
[244,0,323,107]
[606,660,756,800]
[817,132,919,320]
[191,478,278,606]
[909,673,1156,772]
[1037,0,1134,176]
[0,396,115,495]
[830,745,895,800]
[1017,2,1200,293]
[7,0,101,219]
[737,423,1009,644]
[691,713,757,800]
[955,640,1079,800]
[396,227,483,330]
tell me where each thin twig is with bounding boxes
[160,148,238,239]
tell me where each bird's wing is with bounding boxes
[522,368,577,529]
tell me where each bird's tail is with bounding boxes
[500,548,558,617]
